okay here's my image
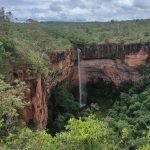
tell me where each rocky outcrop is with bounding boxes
[124,48,148,67]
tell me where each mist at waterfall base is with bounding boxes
[77,48,87,108]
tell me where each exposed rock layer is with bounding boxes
[76,42,150,60]
[124,48,148,67]
[72,48,148,86]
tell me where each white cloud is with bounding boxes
[133,0,150,9]
[118,0,134,7]
[0,0,150,21]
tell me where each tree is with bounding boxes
[0,7,5,21]
[26,19,38,23]
[0,77,25,139]
[0,7,12,22]
[107,78,150,149]
[4,128,56,150]
[55,115,114,150]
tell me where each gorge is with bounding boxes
[14,42,149,129]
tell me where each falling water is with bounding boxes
[77,48,87,107]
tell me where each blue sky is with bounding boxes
[0,0,150,22]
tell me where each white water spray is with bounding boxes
[77,48,87,107]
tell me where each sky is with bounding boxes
[0,0,150,22]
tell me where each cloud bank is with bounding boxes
[0,0,150,22]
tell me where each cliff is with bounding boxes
[19,51,73,128]
[72,48,148,86]
[76,42,150,60]
[11,42,149,128]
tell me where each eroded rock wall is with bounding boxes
[72,42,149,86]
[17,51,73,128]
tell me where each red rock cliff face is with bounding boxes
[72,60,141,87]
[20,76,48,128]
[72,42,149,86]
[19,51,73,128]
[32,76,47,128]
[124,48,148,67]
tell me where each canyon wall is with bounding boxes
[12,42,149,128]
[72,42,149,86]
[14,51,73,128]
[76,42,150,60]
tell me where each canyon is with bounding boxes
[12,42,149,128]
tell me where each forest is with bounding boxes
[0,7,150,150]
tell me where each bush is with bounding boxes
[0,77,26,148]
[55,115,111,150]
[107,78,150,149]
[5,128,56,150]
[47,85,79,134]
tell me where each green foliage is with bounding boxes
[0,114,115,150]
[138,127,150,150]
[86,80,121,116]
[0,38,16,73]
[1,38,15,53]
[0,41,5,54]
[55,115,112,150]
[52,86,79,113]
[106,78,150,149]
[0,77,26,147]
[4,128,56,150]
[47,85,79,134]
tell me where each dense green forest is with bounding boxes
[0,8,150,150]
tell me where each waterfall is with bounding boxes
[77,48,87,107]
